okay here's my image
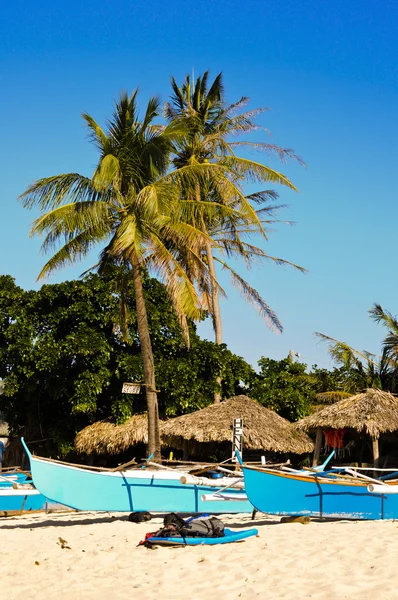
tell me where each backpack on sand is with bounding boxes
[178,515,225,538]
[140,513,225,547]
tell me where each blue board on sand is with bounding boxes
[146,527,258,546]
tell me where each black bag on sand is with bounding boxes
[128,511,152,523]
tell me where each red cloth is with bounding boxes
[323,428,347,449]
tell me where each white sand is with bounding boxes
[1,510,398,600]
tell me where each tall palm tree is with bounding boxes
[19,91,229,459]
[165,71,305,401]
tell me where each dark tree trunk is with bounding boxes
[131,252,161,461]
[205,241,222,404]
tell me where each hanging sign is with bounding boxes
[232,417,243,461]
[122,382,141,394]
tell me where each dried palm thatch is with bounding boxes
[162,395,314,454]
[315,391,352,405]
[310,391,353,414]
[106,414,152,454]
[296,388,398,439]
[75,414,152,455]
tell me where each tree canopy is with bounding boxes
[250,357,315,421]
[0,273,253,455]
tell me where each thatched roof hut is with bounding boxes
[75,413,152,455]
[295,388,398,466]
[296,389,398,438]
[161,395,314,455]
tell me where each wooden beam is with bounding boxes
[313,427,323,466]
[372,438,380,468]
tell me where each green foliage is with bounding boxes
[310,365,353,394]
[156,341,255,416]
[250,357,316,421]
[0,273,254,455]
[0,274,119,451]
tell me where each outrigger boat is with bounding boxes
[236,451,398,520]
[0,470,61,515]
[22,439,252,514]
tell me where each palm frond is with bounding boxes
[36,228,110,279]
[229,142,306,166]
[222,156,298,191]
[92,154,122,192]
[214,257,283,333]
[31,201,112,251]
[146,234,203,322]
[246,190,280,203]
[224,96,250,114]
[314,333,380,367]
[20,174,109,211]
[82,113,111,153]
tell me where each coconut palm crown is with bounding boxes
[165,71,305,401]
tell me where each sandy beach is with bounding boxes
[1,511,398,600]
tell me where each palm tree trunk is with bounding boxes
[205,240,223,403]
[130,252,161,461]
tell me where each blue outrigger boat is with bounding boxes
[237,452,398,520]
[0,471,30,487]
[22,439,252,514]
[0,471,55,514]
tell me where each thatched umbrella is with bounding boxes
[295,388,398,466]
[75,414,152,455]
[161,395,314,456]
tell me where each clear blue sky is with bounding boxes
[1,1,397,371]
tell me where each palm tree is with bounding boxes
[369,304,398,361]
[19,91,228,459]
[165,71,305,401]
[314,332,394,392]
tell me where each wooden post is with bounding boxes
[183,440,189,461]
[372,437,380,468]
[313,427,323,467]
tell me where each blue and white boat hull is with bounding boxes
[0,487,50,513]
[0,472,30,487]
[0,470,66,514]
[242,465,398,520]
[22,439,252,514]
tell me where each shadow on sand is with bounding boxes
[1,510,348,531]
[0,511,149,530]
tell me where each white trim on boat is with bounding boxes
[31,457,237,485]
[0,488,40,497]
